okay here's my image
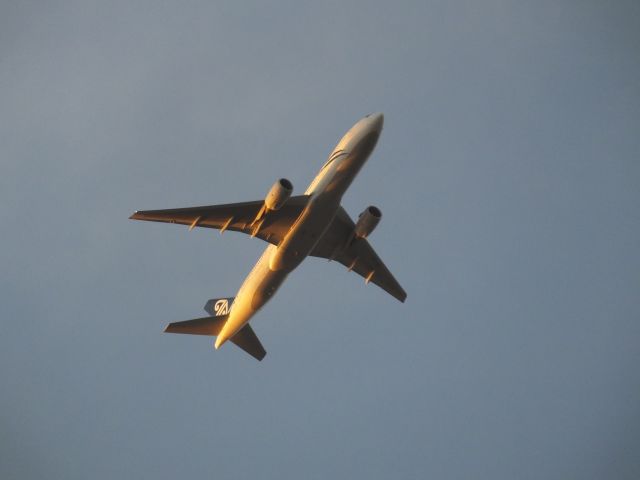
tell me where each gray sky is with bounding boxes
[1,1,639,478]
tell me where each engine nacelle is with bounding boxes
[354,206,382,239]
[265,178,293,211]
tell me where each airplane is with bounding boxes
[130,113,406,360]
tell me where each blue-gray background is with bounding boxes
[1,1,639,478]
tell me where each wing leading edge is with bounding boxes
[129,195,310,246]
[310,207,407,302]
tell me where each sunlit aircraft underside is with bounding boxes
[130,113,406,360]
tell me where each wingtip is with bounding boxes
[129,211,139,220]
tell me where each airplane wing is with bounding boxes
[310,207,407,302]
[129,195,310,246]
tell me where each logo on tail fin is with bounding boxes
[214,299,230,316]
[204,297,235,317]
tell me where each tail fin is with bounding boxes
[204,297,235,316]
[164,314,266,361]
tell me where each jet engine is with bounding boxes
[265,178,293,211]
[354,206,381,238]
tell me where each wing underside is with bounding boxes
[310,207,407,302]
[129,195,310,246]
[131,198,405,302]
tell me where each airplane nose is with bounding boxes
[367,113,384,133]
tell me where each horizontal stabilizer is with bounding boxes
[229,323,266,361]
[164,315,227,335]
[164,315,266,361]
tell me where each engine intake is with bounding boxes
[354,206,381,238]
[265,178,293,211]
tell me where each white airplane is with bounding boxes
[130,113,406,360]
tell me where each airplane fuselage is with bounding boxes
[214,113,384,348]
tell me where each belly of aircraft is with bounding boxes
[269,196,339,272]
[219,171,351,342]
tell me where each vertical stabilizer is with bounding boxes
[204,297,235,316]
